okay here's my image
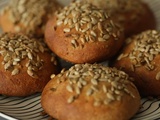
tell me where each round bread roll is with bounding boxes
[45,1,124,64]
[113,30,160,96]
[83,0,156,37]
[0,32,59,96]
[41,64,140,120]
[0,0,62,37]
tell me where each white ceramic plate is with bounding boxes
[0,0,160,120]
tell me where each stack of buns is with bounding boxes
[0,32,59,96]
[0,0,61,96]
[0,0,158,120]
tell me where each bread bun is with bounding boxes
[41,63,140,120]
[0,0,62,37]
[45,1,124,64]
[0,32,59,96]
[83,0,156,37]
[113,30,160,96]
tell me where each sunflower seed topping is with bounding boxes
[53,64,136,107]
[3,0,61,36]
[0,33,54,78]
[56,1,122,48]
[118,30,160,75]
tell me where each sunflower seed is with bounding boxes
[98,37,105,42]
[90,30,97,37]
[75,87,81,94]
[103,34,110,40]
[63,28,71,33]
[102,85,107,93]
[27,52,33,60]
[107,92,115,100]
[91,79,98,85]
[50,74,56,79]
[71,39,78,48]
[57,20,63,26]
[66,84,73,92]
[11,68,19,75]
[4,62,11,70]
[27,69,34,77]
[67,96,74,103]
[86,88,93,96]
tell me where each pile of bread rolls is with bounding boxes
[0,0,158,120]
[0,0,61,97]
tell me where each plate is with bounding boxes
[0,0,160,120]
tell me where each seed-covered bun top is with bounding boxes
[118,30,160,71]
[0,32,59,96]
[55,1,121,42]
[113,30,160,96]
[41,64,140,120]
[45,0,124,63]
[0,0,62,37]
[83,0,156,37]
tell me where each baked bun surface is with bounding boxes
[45,1,124,64]
[83,0,156,37]
[41,64,140,120]
[113,30,160,96]
[0,0,62,37]
[0,32,59,96]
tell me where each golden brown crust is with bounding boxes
[0,33,59,96]
[0,54,56,96]
[41,64,140,120]
[45,1,124,64]
[113,30,160,96]
[0,0,62,37]
[83,0,156,37]
[122,2,156,37]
